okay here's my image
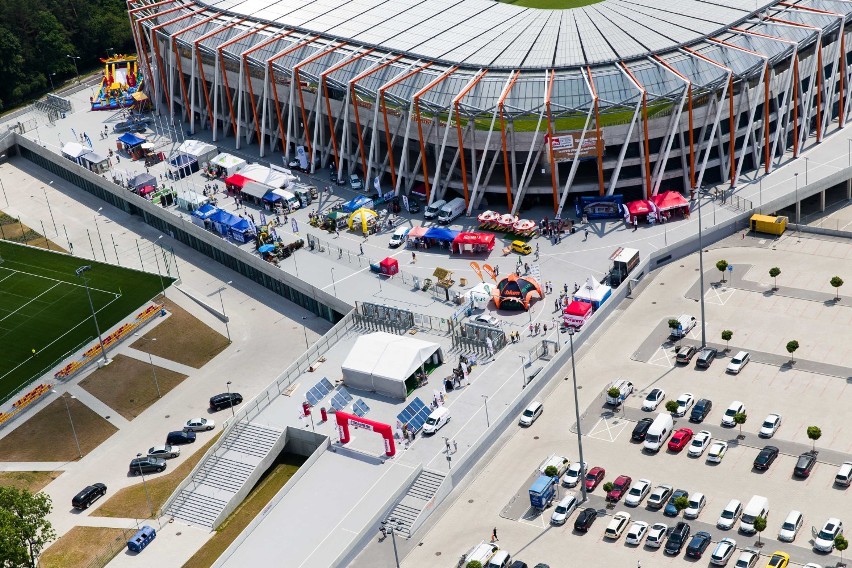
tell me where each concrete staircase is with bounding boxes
[164,422,285,528]
[386,469,446,537]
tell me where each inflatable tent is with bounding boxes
[494,274,543,310]
[348,207,378,233]
[572,276,612,309]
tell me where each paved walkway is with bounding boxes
[0,462,69,472]
[121,347,197,376]
[63,386,131,430]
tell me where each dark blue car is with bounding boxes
[686,531,712,559]
[166,430,196,445]
[664,489,689,516]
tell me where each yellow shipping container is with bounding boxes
[749,214,787,235]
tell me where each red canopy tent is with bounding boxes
[624,199,655,224]
[225,173,250,192]
[451,232,495,254]
[138,185,155,197]
[652,190,689,212]
[563,300,593,329]
[379,257,399,276]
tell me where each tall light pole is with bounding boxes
[134,334,161,398]
[380,517,403,568]
[567,327,587,504]
[94,208,107,262]
[44,181,57,234]
[330,268,337,295]
[66,55,80,82]
[226,381,235,418]
[518,354,527,388]
[49,73,56,91]
[697,190,706,349]
[219,281,232,343]
[481,394,490,428]
[301,315,316,350]
[794,172,800,224]
[0,155,8,207]
[76,265,108,364]
[52,391,82,458]
[135,453,155,518]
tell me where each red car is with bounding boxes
[668,428,694,452]
[585,466,606,491]
[606,474,632,502]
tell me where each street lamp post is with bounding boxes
[44,182,58,234]
[380,517,404,568]
[481,394,490,428]
[519,354,527,389]
[76,265,108,364]
[567,327,587,504]
[697,189,706,349]
[301,315,317,350]
[52,391,82,458]
[795,172,800,224]
[66,55,80,82]
[94,208,107,262]
[330,268,337,295]
[135,453,155,518]
[226,381,235,418]
[219,280,232,343]
[134,334,161,398]
[49,73,56,91]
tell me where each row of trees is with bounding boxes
[715,260,845,300]
[0,486,55,567]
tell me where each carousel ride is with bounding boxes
[477,210,538,237]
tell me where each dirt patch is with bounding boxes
[93,432,222,519]
[39,526,133,568]
[0,394,117,461]
[79,354,189,421]
[131,299,229,368]
[0,210,66,252]
[0,470,62,493]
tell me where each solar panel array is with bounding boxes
[353,399,371,417]
[397,397,431,433]
[305,377,334,407]
[330,387,353,411]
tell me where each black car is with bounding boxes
[675,345,698,364]
[793,451,817,478]
[407,200,421,214]
[166,430,197,445]
[696,347,718,368]
[685,531,712,559]
[129,457,166,475]
[210,392,243,411]
[753,445,779,470]
[665,522,691,555]
[508,562,528,568]
[689,399,713,423]
[574,507,598,532]
[631,418,654,442]
[72,483,107,510]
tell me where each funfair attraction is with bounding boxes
[90,54,146,111]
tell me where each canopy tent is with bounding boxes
[466,282,496,309]
[129,173,157,191]
[208,153,246,177]
[342,195,374,213]
[563,300,593,329]
[451,232,495,254]
[138,185,155,197]
[423,226,459,242]
[176,139,218,164]
[229,218,254,243]
[348,207,377,233]
[624,200,656,224]
[572,276,612,309]
[191,204,218,227]
[169,153,198,178]
[493,274,543,311]
[652,190,689,212]
[177,191,210,212]
[407,225,429,239]
[62,142,90,161]
[209,209,243,236]
[117,132,145,148]
[341,332,443,399]
[240,180,274,200]
[81,152,109,174]
[262,191,282,203]
[225,173,250,190]
[240,163,295,189]
[379,257,399,276]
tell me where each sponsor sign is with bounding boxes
[547,132,603,162]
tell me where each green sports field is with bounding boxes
[0,241,173,403]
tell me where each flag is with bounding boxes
[374,176,382,197]
[71,128,77,141]
[260,211,267,225]
[482,263,496,282]
[84,133,92,148]
[469,262,483,281]
[291,218,299,233]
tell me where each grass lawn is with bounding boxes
[79,354,188,420]
[0,470,62,492]
[131,299,229,369]
[0,211,66,252]
[39,526,134,568]
[182,454,306,568]
[0,241,172,403]
[0,394,117,461]
[93,432,222,519]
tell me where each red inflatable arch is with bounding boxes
[335,411,396,457]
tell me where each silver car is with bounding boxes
[710,538,737,566]
[147,444,180,459]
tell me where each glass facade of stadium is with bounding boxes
[129,0,852,216]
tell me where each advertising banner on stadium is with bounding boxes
[547,132,603,163]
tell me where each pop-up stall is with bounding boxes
[208,152,246,177]
[572,276,612,309]
[379,257,399,276]
[451,232,495,254]
[175,139,219,165]
[651,191,689,221]
[342,195,374,213]
[179,191,211,212]
[129,173,157,193]
[466,282,495,309]
[191,203,217,228]
[623,199,656,225]
[563,300,593,329]
[117,132,146,159]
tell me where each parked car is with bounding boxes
[734,549,759,568]
[474,314,500,327]
[717,499,742,530]
[758,414,782,438]
[631,417,654,442]
[147,445,180,459]
[836,461,852,487]
[686,530,712,559]
[606,475,632,502]
[726,351,750,374]
[696,347,718,368]
[664,489,689,517]
[721,401,745,427]
[72,483,107,510]
[584,467,606,491]
[561,461,586,487]
[624,478,651,507]
[166,430,196,445]
[753,446,779,470]
[813,518,843,552]
[648,484,673,510]
[676,345,698,363]
[604,511,631,540]
[690,398,713,423]
[793,451,817,478]
[674,393,695,417]
[625,520,649,545]
[349,174,362,190]
[646,522,669,548]
[210,392,243,411]
[550,494,578,525]
[184,417,215,432]
[707,441,728,463]
[129,456,166,475]
[777,510,803,542]
[519,401,543,427]
[710,537,737,565]
[668,428,694,452]
[573,507,598,532]
[688,430,712,457]
[665,521,691,555]
[388,226,410,248]
[642,388,666,411]
[684,492,706,519]
[766,551,790,568]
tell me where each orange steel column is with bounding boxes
[129,0,177,93]
[170,14,218,121]
[765,63,770,173]
[142,3,193,113]
[620,63,650,199]
[268,36,320,154]
[498,71,520,212]
[412,67,458,204]
[195,20,246,132]
[728,75,734,186]
[217,25,268,138]
[794,57,799,156]
[242,33,290,146]
[653,56,695,189]
[148,7,203,115]
[453,71,488,207]
[295,42,347,161]
[586,66,605,196]
[545,71,558,211]
[321,50,375,175]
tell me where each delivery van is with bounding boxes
[643,413,674,453]
[465,542,499,565]
[437,197,466,224]
[740,495,769,533]
[274,189,301,211]
[670,314,697,338]
[424,199,446,220]
[292,185,313,207]
[422,407,451,435]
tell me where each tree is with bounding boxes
[668,318,680,335]
[734,412,747,437]
[544,465,558,478]
[716,260,729,282]
[754,514,767,545]
[836,534,848,564]
[769,267,781,290]
[831,276,844,300]
[602,481,614,493]
[673,495,690,513]
[467,562,483,568]
[0,486,56,568]
[607,387,621,405]
[807,426,822,452]
[665,400,679,415]
[721,330,733,351]
[786,340,799,364]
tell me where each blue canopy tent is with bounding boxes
[262,191,283,204]
[117,132,145,148]
[191,204,217,228]
[230,218,255,243]
[169,153,199,179]
[209,209,242,236]
[128,173,157,191]
[423,227,459,242]
[342,195,374,213]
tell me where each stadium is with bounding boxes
[128,0,851,216]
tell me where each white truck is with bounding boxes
[437,197,466,224]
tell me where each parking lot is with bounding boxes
[400,231,852,568]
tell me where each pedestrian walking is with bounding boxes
[529,323,533,336]
[335,229,340,238]
[492,528,498,542]
[445,438,451,453]
[359,243,364,255]
[633,217,638,231]
[543,323,548,334]
[494,265,499,276]
[453,440,458,453]
[564,283,568,294]
[412,251,416,263]
[584,228,589,240]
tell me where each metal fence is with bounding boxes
[49,527,138,568]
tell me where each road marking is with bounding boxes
[647,346,674,368]
[587,416,628,442]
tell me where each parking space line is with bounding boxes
[647,346,674,368]
[586,416,628,443]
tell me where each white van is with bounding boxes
[643,413,674,453]
[437,197,466,224]
[274,189,301,212]
[465,542,499,565]
[835,462,852,487]
[424,199,446,219]
[670,314,697,338]
[486,550,512,568]
[389,226,410,248]
[422,407,450,435]
[740,495,769,534]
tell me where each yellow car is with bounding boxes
[511,240,532,255]
[766,551,789,568]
